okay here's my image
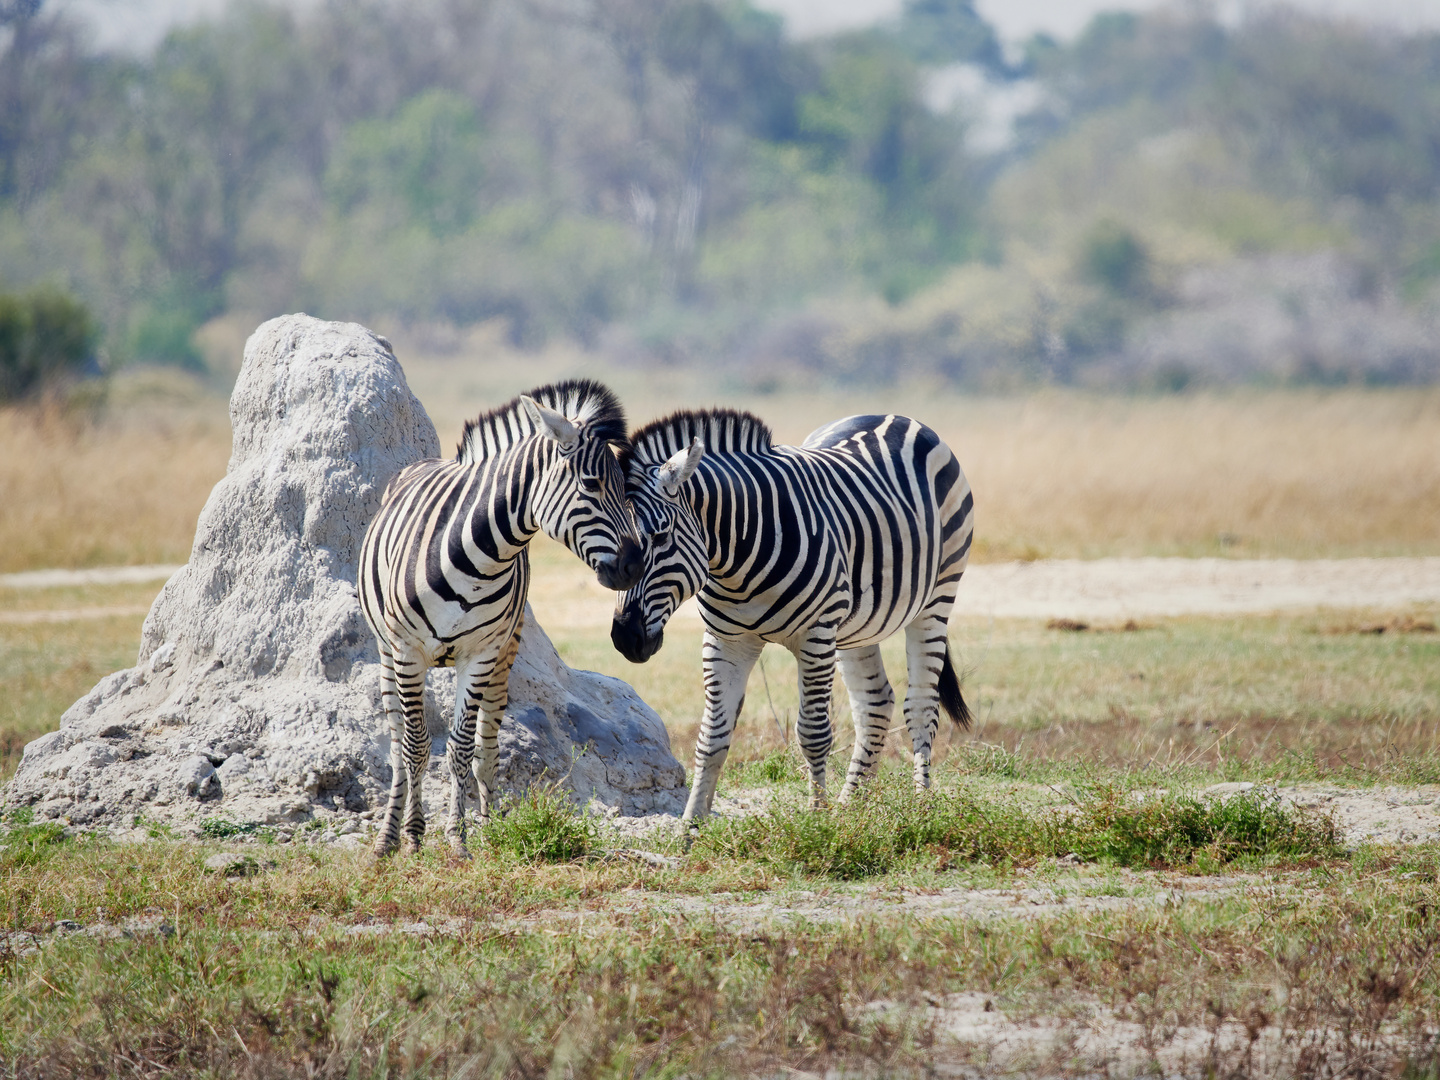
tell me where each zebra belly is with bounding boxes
[834,587,933,650]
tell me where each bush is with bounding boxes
[481,784,599,863]
[0,287,99,403]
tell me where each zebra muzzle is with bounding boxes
[595,535,644,592]
[610,606,663,664]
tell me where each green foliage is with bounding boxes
[1073,787,1343,867]
[1078,220,1150,296]
[1,810,68,870]
[894,0,1005,71]
[124,291,206,370]
[695,776,1341,878]
[731,748,805,786]
[0,285,97,401]
[326,91,487,235]
[198,818,260,839]
[482,785,599,863]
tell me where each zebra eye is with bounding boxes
[651,527,672,547]
[579,476,602,493]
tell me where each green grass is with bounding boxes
[3,582,1440,1074]
[0,808,68,870]
[481,784,600,863]
[694,775,1342,879]
[0,825,1438,1076]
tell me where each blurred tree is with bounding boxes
[326,91,488,234]
[0,286,98,401]
[894,0,1007,73]
[1078,220,1149,297]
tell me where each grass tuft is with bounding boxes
[1071,786,1344,868]
[730,748,805,786]
[197,818,260,839]
[481,784,600,863]
[695,776,1342,878]
[1,809,68,870]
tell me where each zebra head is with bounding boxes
[610,436,707,664]
[518,392,644,592]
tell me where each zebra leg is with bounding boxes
[792,627,839,810]
[470,628,520,828]
[902,617,950,792]
[444,653,488,858]
[836,644,894,803]
[374,646,427,858]
[683,631,764,827]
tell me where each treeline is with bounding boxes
[825,6,1440,388]
[0,0,997,373]
[4,0,1440,387]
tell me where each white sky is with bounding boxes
[760,0,1440,41]
[47,0,1440,54]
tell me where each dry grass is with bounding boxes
[2,327,1438,574]
[0,374,230,575]
[395,325,1440,561]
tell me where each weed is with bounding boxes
[482,784,599,863]
[731,747,804,786]
[0,819,67,869]
[1071,786,1343,867]
[197,818,260,839]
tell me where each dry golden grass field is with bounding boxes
[4,333,1440,1077]
[4,331,1440,575]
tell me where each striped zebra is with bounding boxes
[359,380,642,858]
[610,409,974,825]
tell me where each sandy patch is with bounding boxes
[956,556,1440,620]
[528,556,1440,629]
[7,557,1438,625]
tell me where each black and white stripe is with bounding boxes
[611,409,974,824]
[359,380,641,857]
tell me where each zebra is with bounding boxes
[358,380,642,858]
[610,408,974,826]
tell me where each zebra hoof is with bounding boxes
[401,837,422,856]
[370,841,398,862]
[447,844,473,864]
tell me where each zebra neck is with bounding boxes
[461,436,555,565]
[687,451,808,579]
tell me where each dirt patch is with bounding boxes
[957,556,1440,621]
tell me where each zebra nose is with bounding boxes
[611,606,662,664]
[595,537,643,592]
[616,536,643,589]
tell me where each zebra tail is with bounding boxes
[938,643,971,732]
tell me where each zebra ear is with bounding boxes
[520,395,579,451]
[658,437,703,498]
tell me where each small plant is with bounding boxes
[1,815,68,870]
[482,784,599,863]
[1072,787,1343,867]
[141,817,176,840]
[733,748,804,786]
[198,818,261,839]
[955,742,1027,779]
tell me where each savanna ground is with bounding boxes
[2,340,1440,1077]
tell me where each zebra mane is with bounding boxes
[455,379,628,463]
[622,408,774,475]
